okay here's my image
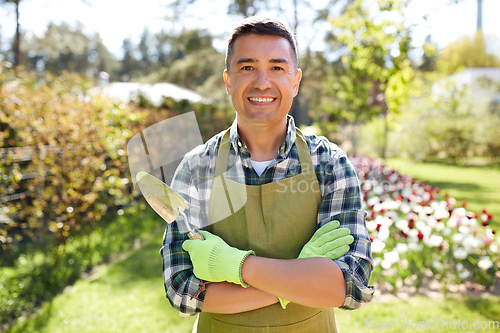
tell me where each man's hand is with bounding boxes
[278,220,354,308]
[182,230,255,287]
[298,220,354,259]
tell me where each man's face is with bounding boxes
[223,34,301,128]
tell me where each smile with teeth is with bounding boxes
[248,97,275,102]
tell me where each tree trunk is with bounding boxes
[14,1,21,67]
[477,0,483,32]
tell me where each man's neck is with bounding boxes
[237,116,288,162]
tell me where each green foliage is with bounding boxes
[141,29,227,103]
[318,0,414,145]
[395,79,500,163]
[0,65,234,328]
[0,69,135,259]
[437,31,500,75]
[21,22,118,77]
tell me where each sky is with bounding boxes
[0,0,499,59]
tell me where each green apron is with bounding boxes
[195,128,340,333]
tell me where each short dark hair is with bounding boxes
[225,17,298,71]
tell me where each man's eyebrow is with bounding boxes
[236,58,257,65]
[269,58,289,64]
[235,58,290,65]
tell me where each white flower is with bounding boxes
[371,239,386,253]
[469,218,477,227]
[373,185,384,195]
[434,206,450,220]
[452,233,466,244]
[456,263,464,271]
[366,221,377,232]
[458,226,470,234]
[416,221,426,231]
[408,243,423,252]
[462,235,484,252]
[425,235,444,247]
[384,251,400,264]
[453,248,468,260]
[427,216,438,228]
[367,196,380,206]
[490,244,499,253]
[395,243,408,254]
[384,210,399,220]
[432,260,444,270]
[485,228,495,240]
[442,227,452,236]
[478,257,493,271]
[373,257,382,267]
[408,229,419,238]
[422,206,433,215]
[395,219,409,231]
[401,188,412,198]
[400,203,411,214]
[460,217,470,226]
[435,222,445,231]
[421,226,433,239]
[447,217,458,228]
[381,260,392,269]
[454,207,467,217]
[458,271,470,279]
[378,226,390,242]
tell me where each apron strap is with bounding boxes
[214,128,232,178]
[214,127,315,179]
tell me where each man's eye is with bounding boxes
[272,66,284,71]
[241,66,253,71]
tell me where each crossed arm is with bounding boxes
[202,256,345,313]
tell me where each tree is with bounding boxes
[1,0,21,67]
[119,37,140,81]
[322,0,414,157]
[21,21,117,76]
[138,28,152,75]
[436,31,500,75]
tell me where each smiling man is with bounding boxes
[161,17,374,333]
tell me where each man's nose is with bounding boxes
[253,70,272,90]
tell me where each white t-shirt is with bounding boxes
[250,159,273,177]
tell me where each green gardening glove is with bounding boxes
[298,220,354,259]
[182,230,255,287]
[278,220,354,309]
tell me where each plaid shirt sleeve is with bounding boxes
[160,152,207,317]
[314,140,374,310]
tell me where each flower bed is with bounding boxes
[350,156,499,292]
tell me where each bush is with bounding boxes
[394,79,500,163]
[0,64,234,327]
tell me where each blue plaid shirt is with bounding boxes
[160,115,374,316]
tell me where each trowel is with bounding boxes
[136,171,203,240]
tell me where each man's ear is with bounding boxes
[223,69,231,95]
[293,68,302,97]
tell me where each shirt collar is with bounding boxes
[229,114,297,159]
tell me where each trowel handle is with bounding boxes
[187,229,204,240]
[178,210,204,240]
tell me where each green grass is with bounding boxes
[7,232,500,333]
[336,295,500,332]
[6,233,196,333]
[385,158,500,230]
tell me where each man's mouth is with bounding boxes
[248,97,276,103]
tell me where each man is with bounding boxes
[161,17,374,332]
